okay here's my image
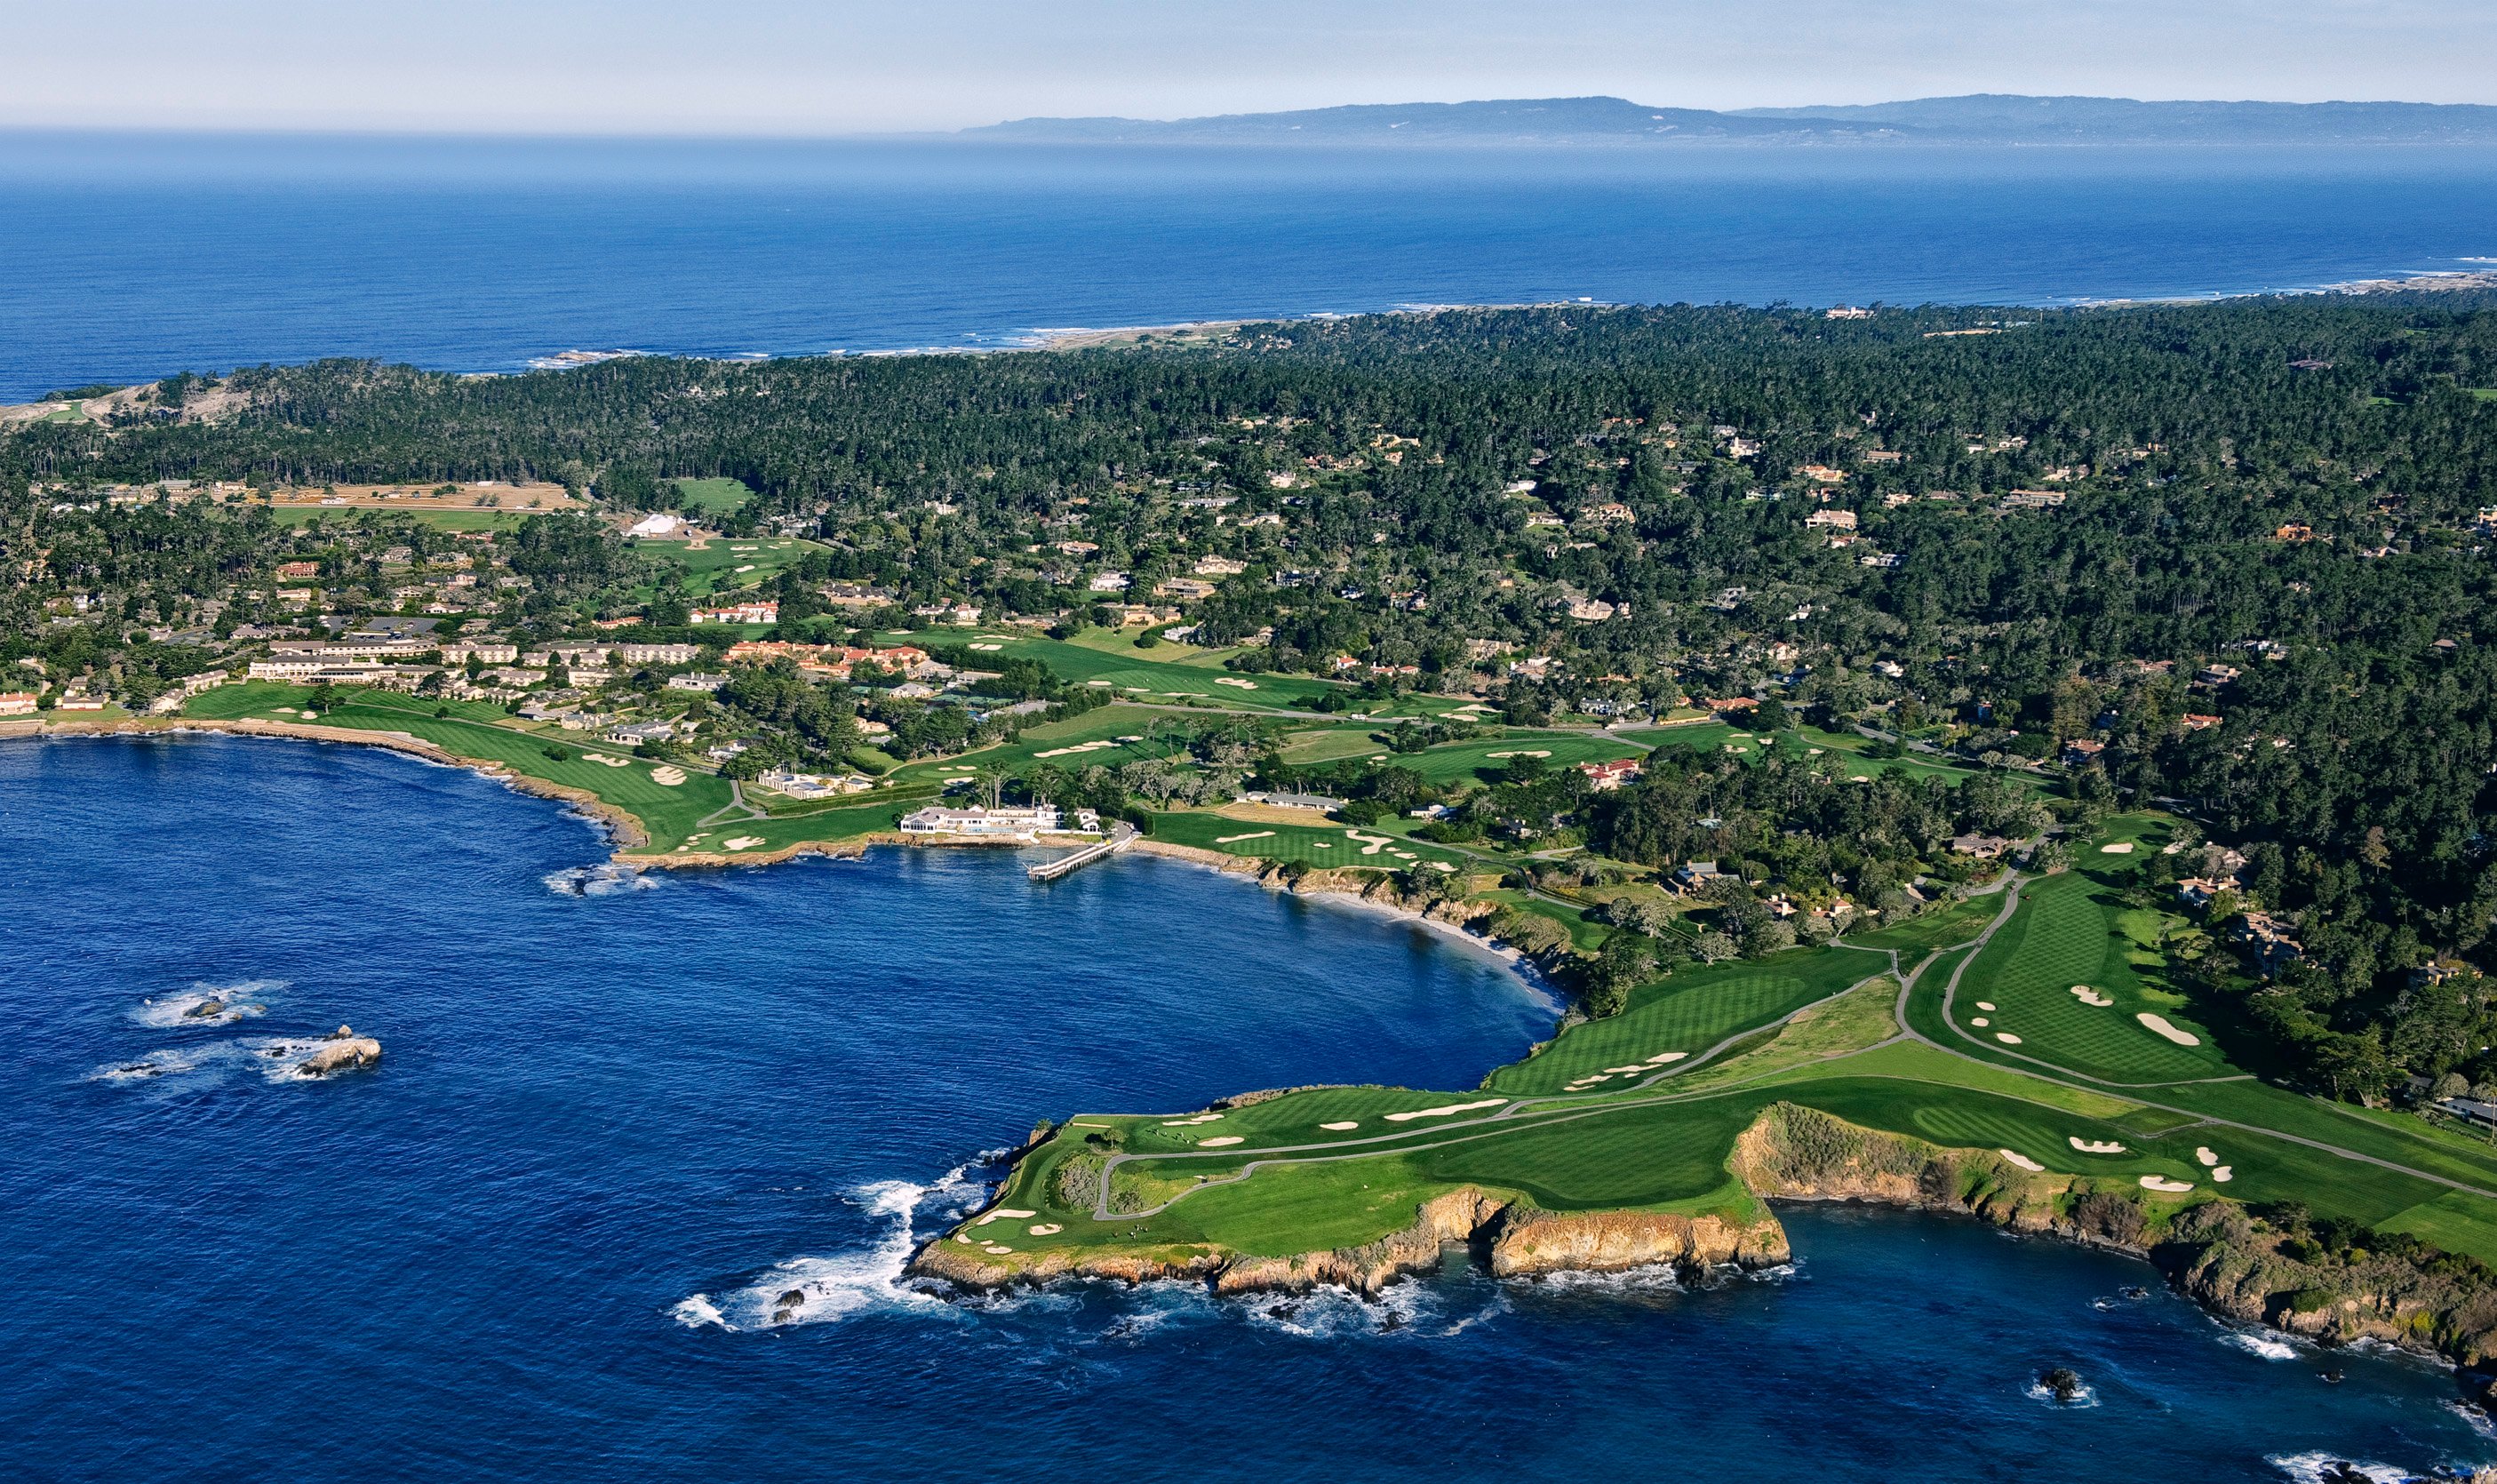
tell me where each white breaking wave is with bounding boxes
[683,1178,958,1331]
[132,980,283,1027]
[2265,1453,2412,1484]
[2222,1328,2304,1361]
[2023,1376,2100,1408]
[543,865,657,897]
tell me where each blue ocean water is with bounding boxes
[3,134,2497,401]
[3,733,2493,1482]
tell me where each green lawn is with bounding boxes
[671,476,754,516]
[271,507,520,531]
[637,536,828,598]
[1398,730,1646,785]
[182,683,735,849]
[1947,857,2228,1086]
[1146,808,1475,872]
[1486,946,1887,1097]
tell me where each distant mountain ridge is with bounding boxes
[968,94,2497,146]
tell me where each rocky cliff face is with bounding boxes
[909,1186,1791,1297]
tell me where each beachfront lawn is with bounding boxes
[181,682,735,848]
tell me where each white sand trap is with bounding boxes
[1807,747,1825,755]
[1976,1001,1996,1011]
[1320,1121,1360,1131]
[972,1209,1035,1225]
[1033,740,1116,759]
[1198,1136,1244,1147]
[1644,1052,1688,1065]
[1028,1224,1062,1236]
[2136,1012,2201,1046]
[1995,1032,2022,1044]
[650,764,687,785]
[2139,1176,2195,1194]
[2196,1146,2219,1167]
[722,836,765,851]
[1850,774,1871,782]
[953,1233,974,1244]
[969,642,1003,651]
[1214,831,1276,845]
[1426,861,1456,873]
[1998,1149,2046,1173]
[1603,1065,1649,1075]
[1384,1097,1506,1123]
[2070,1137,2127,1154]
[2212,1167,2233,1182]
[1312,842,1332,850]
[1391,850,1416,859]
[2100,842,2135,854]
[1215,677,1257,689]
[1159,1113,1222,1126]
[1971,1017,1990,1026]
[1345,829,1394,856]
[2070,985,2115,1007]
[983,1244,1014,1255]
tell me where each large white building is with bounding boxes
[896,805,1104,841]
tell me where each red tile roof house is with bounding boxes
[1577,758,1643,790]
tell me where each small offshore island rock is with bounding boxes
[296,1025,382,1077]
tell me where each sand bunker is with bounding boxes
[2136,1012,2201,1046]
[1345,829,1394,856]
[969,642,1003,651]
[1199,1136,1244,1147]
[2196,1146,2219,1167]
[973,1209,1036,1226]
[1033,739,1117,759]
[983,1243,1014,1255]
[1603,1064,1650,1075]
[1425,861,1456,873]
[2139,1176,2195,1194]
[1320,1121,1360,1131]
[1312,842,1332,850]
[1384,1098,1506,1123]
[650,765,687,786]
[1161,1113,1223,1126]
[1214,831,1276,845]
[1995,1032,2022,1044]
[722,836,765,850]
[2069,1137,2127,1154]
[1644,1051,1687,1065]
[1028,1224,1062,1236]
[2070,985,2114,1007]
[1976,1001,1996,1012]
[1483,749,1552,760]
[590,754,630,767]
[2100,842,2135,854]
[2212,1167,2233,1182]
[1998,1149,2046,1173]
[1971,1017,1990,1026]
[1215,677,1258,689]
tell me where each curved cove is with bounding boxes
[0,734,2491,1482]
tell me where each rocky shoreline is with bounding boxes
[906,1100,2497,1390]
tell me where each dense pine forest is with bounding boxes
[8,294,2497,1098]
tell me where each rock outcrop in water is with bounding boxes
[295,1025,382,1077]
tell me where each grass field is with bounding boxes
[637,536,828,598]
[1396,730,1646,785]
[181,682,737,848]
[1486,947,1887,1097]
[1146,808,1475,872]
[671,476,754,515]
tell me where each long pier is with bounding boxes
[1028,821,1139,882]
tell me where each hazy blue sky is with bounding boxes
[6,0,2493,135]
